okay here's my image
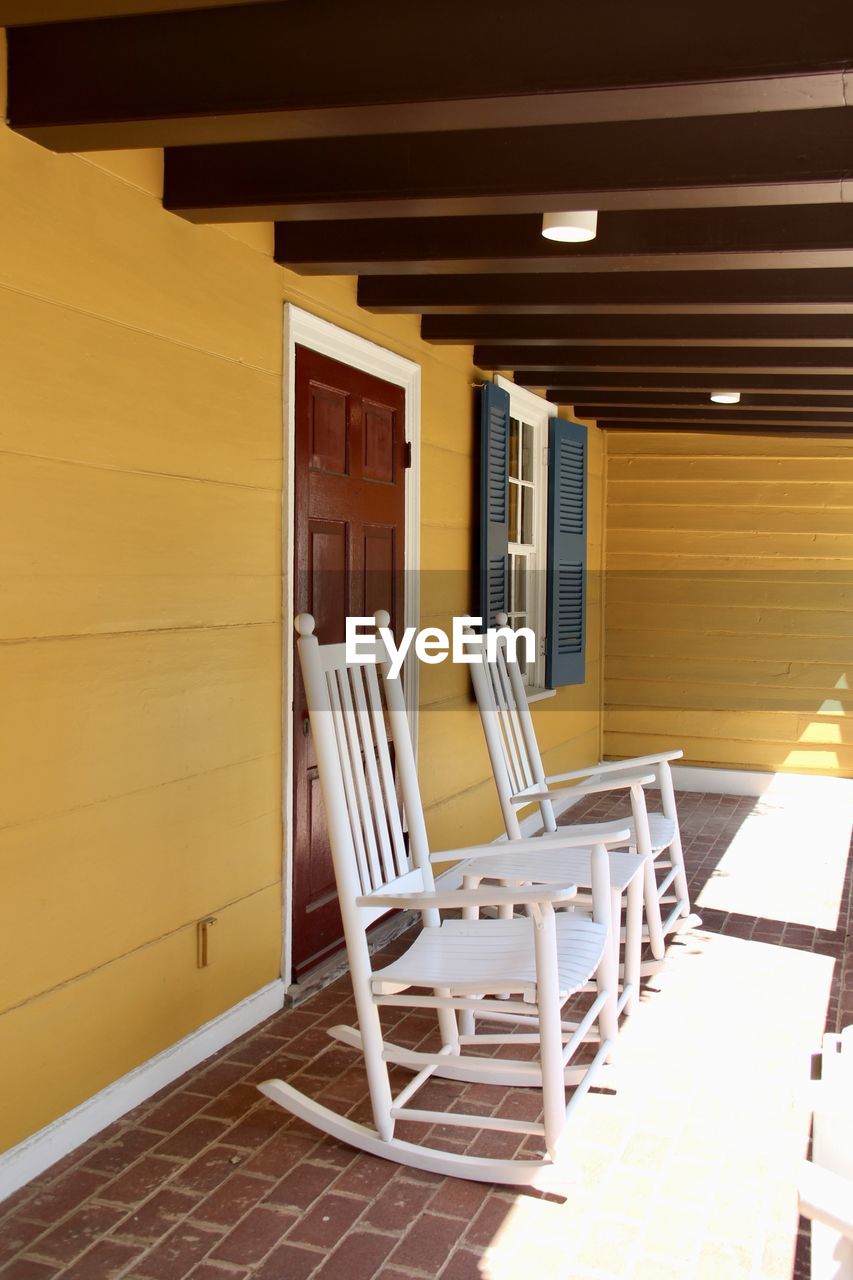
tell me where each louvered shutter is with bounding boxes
[478,381,510,628]
[546,418,587,687]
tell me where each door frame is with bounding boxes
[281,303,422,987]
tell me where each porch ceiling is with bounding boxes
[6,0,853,434]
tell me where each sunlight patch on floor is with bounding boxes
[480,928,835,1280]
[696,790,851,931]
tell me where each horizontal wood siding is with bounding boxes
[603,431,853,776]
[0,79,286,1151]
[0,52,606,1148]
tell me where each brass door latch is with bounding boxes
[197,916,217,968]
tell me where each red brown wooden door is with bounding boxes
[292,345,406,977]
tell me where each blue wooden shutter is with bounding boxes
[546,418,587,687]
[479,381,510,628]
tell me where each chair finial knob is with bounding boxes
[295,613,316,637]
[374,609,391,629]
[496,611,509,627]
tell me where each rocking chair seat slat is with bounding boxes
[538,812,676,855]
[607,812,677,855]
[371,915,608,1002]
[510,769,657,807]
[457,847,644,895]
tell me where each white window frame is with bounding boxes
[495,375,556,698]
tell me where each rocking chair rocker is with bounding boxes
[259,612,631,1186]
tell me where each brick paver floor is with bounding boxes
[1,786,850,1280]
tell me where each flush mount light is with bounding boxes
[710,391,741,405]
[541,210,598,243]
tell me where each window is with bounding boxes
[501,379,555,691]
[479,377,587,694]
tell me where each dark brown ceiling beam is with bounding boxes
[360,268,853,314]
[569,391,853,411]
[422,312,853,346]
[524,373,853,396]
[475,345,853,372]
[573,405,853,425]
[277,206,853,276]
[0,0,277,22]
[163,109,853,223]
[7,0,852,149]
[591,424,850,440]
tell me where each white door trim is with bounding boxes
[281,304,421,988]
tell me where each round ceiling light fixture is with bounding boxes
[710,390,741,405]
[541,210,598,243]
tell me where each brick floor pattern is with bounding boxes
[0,790,850,1280]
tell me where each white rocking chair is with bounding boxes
[799,1026,853,1280]
[467,614,698,965]
[259,612,631,1186]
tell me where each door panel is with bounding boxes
[364,525,397,621]
[292,345,406,976]
[307,774,335,910]
[309,384,349,475]
[363,401,396,483]
[308,519,348,639]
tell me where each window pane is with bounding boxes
[521,422,533,481]
[513,558,527,614]
[515,614,528,676]
[521,485,533,545]
[509,417,520,480]
[508,480,519,543]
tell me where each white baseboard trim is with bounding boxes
[0,978,285,1204]
[671,764,776,797]
[671,764,853,804]
[670,764,772,797]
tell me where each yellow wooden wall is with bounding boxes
[0,47,605,1152]
[603,430,853,777]
[0,58,284,1153]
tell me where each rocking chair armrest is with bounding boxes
[510,770,656,804]
[542,750,684,786]
[798,1160,853,1237]
[536,819,638,842]
[356,884,579,912]
[428,822,631,864]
